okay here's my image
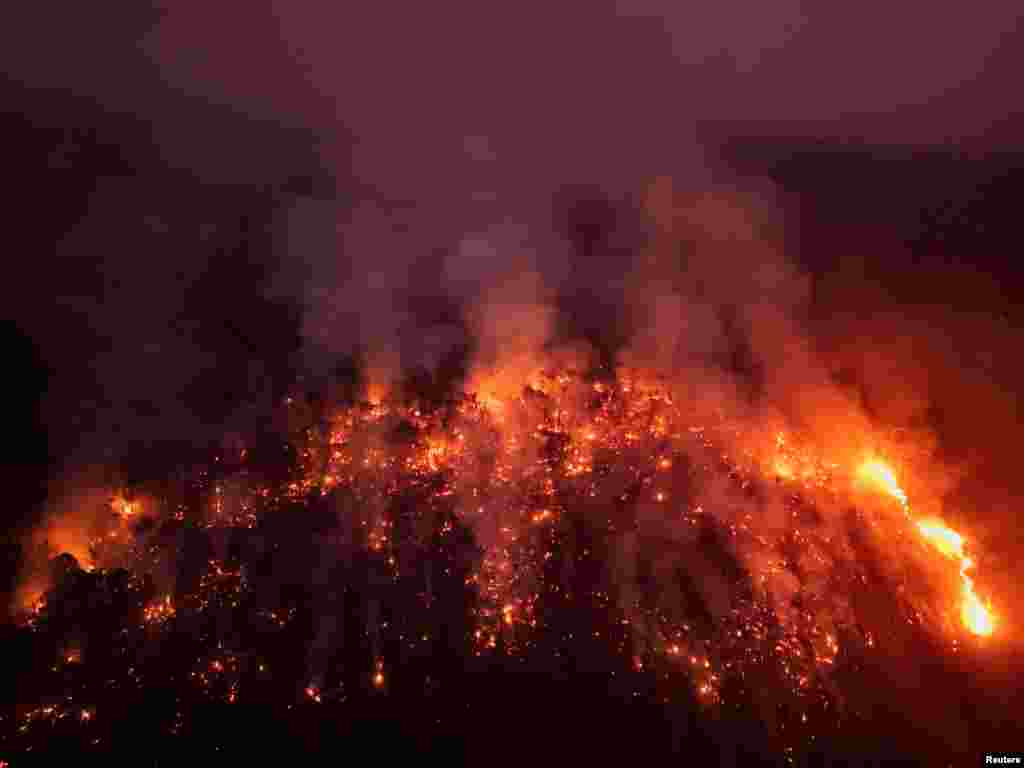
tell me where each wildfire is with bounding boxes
[858,460,996,636]
[917,519,996,637]
[326,375,1003,649]
[13,363,1010,758]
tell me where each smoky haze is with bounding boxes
[179,0,1023,644]
[4,0,1024,635]
[4,0,1021,438]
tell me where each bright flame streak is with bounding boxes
[961,579,995,637]
[916,519,964,560]
[917,518,996,637]
[859,459,995,637]
[857,460,908,509]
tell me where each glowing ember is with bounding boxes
[144,595,175,625]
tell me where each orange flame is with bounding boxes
[917,519,995,636]
[916,519,964,560]
[856,460,908,509]
[960,581,995,637]
[858,460,995,637]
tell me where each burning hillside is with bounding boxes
[5,364,1010,763]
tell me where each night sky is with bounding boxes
[3,2,1024,764]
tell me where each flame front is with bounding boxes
[915,519,995,636]
[859,460,996,637]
